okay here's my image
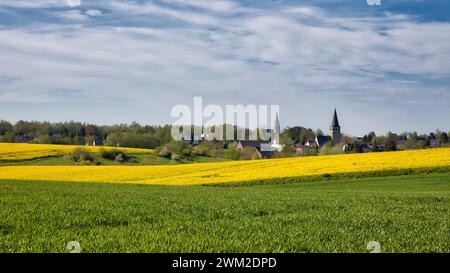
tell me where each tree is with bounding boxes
[193,141,223,157]
[273,144,296,158]
[416,140,427,149]
[407,131,418,141]
[14,120,30,136]
[352,141,363,153]
[160,140,192,159]
[371,137,379,152]
[36,135,53,144]
[318,143,344,156]
[438,132,448,144]
[362,134,369,143]
[316,129,324,137]
[68,148,98,165]
[224,142,241,160]
[85,125,98,136]
[0,120,13,135]
[384,133,397,151]
[325,140,334,149]
[0,132,15,143]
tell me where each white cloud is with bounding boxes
[282,6,324,17]
[0,0,449,134]
[55,10,87,20]
[86,9,102,17]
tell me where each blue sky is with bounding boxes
[0,0,449,136]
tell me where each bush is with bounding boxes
[99,148,130,163]
[36,135,53,144]
[68,148,98,165]
[415,140,427,149]
[318,144,344,156]
[297,146,318,157]
[99,148,116,160]
[272,145,296,158]
[0,132,16,143]
[224,143,241,160]
[115,153,125,163]
[158,141,192,159]
[384,134,397,151]
[158,146,171,158]
[192,144,209,156]
[171,153,181,161]
[181,147,193,156]
[239,147,260,160]
[192,142,224,157]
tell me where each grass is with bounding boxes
[0,173,448,253]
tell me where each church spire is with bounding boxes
[331,108,340,128]
[329,109,342,144]
[274,112,280,135]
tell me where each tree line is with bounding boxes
[0,120,172,149]
[0,119,449,159]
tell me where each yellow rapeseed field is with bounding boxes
[0,143,153,161]
[1,148,450,185]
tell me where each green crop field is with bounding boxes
[0,173,449,253]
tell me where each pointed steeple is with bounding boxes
[274,112,280,134]
[331,109,340,128]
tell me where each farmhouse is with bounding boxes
[237,140,273,159]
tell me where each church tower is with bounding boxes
[273,112,280,144]
[329,109,341,144]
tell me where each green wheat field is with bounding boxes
[0,173,449,253]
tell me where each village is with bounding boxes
[0,109,448,162]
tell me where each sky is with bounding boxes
[0,0,449,136]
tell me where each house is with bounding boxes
[237,140,273,159]
[304,139,316,147]
[430,139,441,148]
[315,135,332,147]
[360,143,373,152]
[342,143,354,152]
